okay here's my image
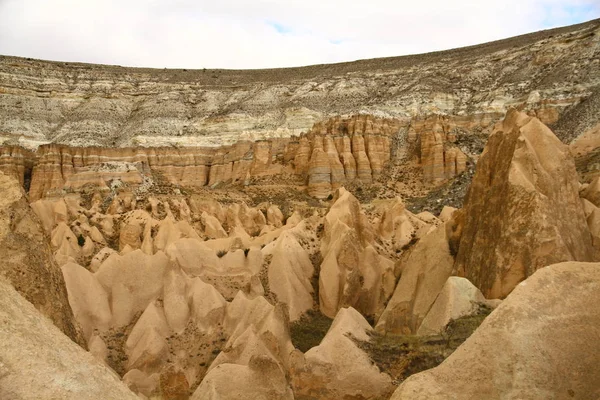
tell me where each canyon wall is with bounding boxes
[1,114,478,200]
[0,19,598,150]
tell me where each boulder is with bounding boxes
[192,355,293,400]
[95,249,168,327]
[391,262,600,400]
[265,231,314,321]
[61,262,112,340]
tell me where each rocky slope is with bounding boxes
[1,20,599,150]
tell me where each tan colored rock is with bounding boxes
[226,203,266,237]
[188,277,227,334]
[352,134,372,182]
[51,221,81,265]
[265,231,314,321]
[416,276,486,336]
[61,262,112,340]
[291,307,393,399]
[324,135,345,188]
[192,355,294,400]
[208,324,283,374]
[320,188,394,319]
[377,197,431,251]
[201,211,227,239]
[454,110,595,298]
[391,262,600,400]
[166,238,221,275]
[119,223,143,251]
[163,264,191,333]
[224,292,294,367]
[96,249,168,327]
[421,126,446,184]
[0,278,138,400]
[581,175,600,207]
[0,172,83,344]
[307,138,332,199]
[375,223,454,334]
[438,205,457,222]
[123,369,160,398]
[266,205,284,228]
[125,301,171,376]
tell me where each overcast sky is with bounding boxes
[0,0,598,69]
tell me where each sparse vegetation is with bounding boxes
[355,304,492,384]
[290,310,333,353]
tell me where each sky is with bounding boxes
[0,0,598,69]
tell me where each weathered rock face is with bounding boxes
[411,116,469,184]
[27,142,287,201]
[291,307,393,399]
[416,276,487,336]
[0,278,139,400]
[1,19,597,150]
[319,188,395,319]
[375,223,454,335]
[391,262,600,400]
[454,110,595,298]
[0,171,83,344]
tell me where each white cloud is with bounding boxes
[0,0,597,69]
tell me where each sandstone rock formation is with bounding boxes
[375,223,454,334]
[0,278,138,400]
[391,262,600,400]
[0,172,83,344]
[319,188,395,319]
[291,307,393,399]
[454,110,595,298]
[416,276,487,336]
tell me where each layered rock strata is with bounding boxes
[1,19,597,150]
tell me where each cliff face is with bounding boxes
[0,19,598,150]
[5,114,481,200]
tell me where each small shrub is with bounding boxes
[243,248,250,257]
[77,234,85,247]
[216,250,227,258]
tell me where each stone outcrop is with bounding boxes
[416,276,487,336]
[375,223,454,334]
[0,278,138,400]
[391,262,600,400]
[454,110,595,298]
[0,171,83,344]
[319,188,395,319]
[291,307,393,399]
[413,116,468,184]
